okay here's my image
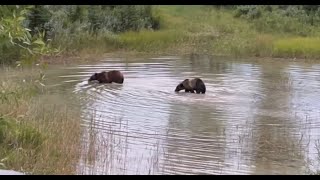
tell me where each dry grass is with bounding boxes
[0,68,82,175]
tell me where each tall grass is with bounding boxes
[273,37,320,59]
[0,68,82,174]
[117,30,186,52]
[4,5,320,65]
[76,5,320,60]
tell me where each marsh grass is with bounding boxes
[117,30,187,53]
[71,5,320,60]
[273,37,320,59]
[304,140,320,175]
[150,6,320,59]
[0,68,82,174]
[3,5,320,65]
[77,109,164,175]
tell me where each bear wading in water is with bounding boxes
[175,78,206,94]
[88,70,124,84]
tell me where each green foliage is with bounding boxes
[0,6,60,65]
[27,5,52,39]
[0,68,83,174]
[2,5,320,61]
[1,5,163,65]
[23,5,161,52]
[231,5,320,36]
[233,5,262,19]
[0,116,44,150]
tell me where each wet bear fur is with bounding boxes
[175,78,206,94]
[88,70,124,84]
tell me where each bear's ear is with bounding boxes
[183,79,189,83]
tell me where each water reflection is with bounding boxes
[250,64,304,174]
[164,103,227,175]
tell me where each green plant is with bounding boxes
[0,6,60,65]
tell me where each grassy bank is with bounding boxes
[2,5,320,65]
[1,5,320,175]
[60,5,320,60]
[0,68,82,174]
[117,5,320,59]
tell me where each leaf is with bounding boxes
[0,163,6,168]
[1,158,8,162]
[39,82,46,87]
[33,39,45,46]
[17,16,25,22]
[26,31,32,40]
[26,48,33,54]
[23,41,31,45]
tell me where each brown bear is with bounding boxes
[175,78,206,94]
[88,70,124,84]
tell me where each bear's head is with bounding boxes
[88,73,98,82]
[175,79,189,92]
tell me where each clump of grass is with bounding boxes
[252,34,275,57]
[53,31,121,54]
[112,6,320,60]
[0,116,45,171]
[118,30,186,52]
[273,37,320,59]
[0,68,82,175]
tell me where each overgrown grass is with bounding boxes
[117,30,187,52]
[64,5,319,60]
[3,5,320,64]
[273,37,320,59]
[3,5,320,65]
[148,6,320,59]
[107,6,258,57]
[0,68,82,174]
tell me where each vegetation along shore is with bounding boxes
[1,5,320,174]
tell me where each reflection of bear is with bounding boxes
[175,78,206,94]
[88,70,124,84]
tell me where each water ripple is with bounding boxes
[49,56,320,175]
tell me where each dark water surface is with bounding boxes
[48,55,320,175]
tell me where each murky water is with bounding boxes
[51,55,320,175]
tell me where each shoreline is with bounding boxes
[37,49,320,67]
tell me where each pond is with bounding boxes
[48,54,320,175]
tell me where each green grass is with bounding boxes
[3,5,320,65]
[117,30,187,52]
[80,5,320,60]
[110,6,256,56]
[0,68,82,174]
[35,5,320,64]
[273,37,320,58]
